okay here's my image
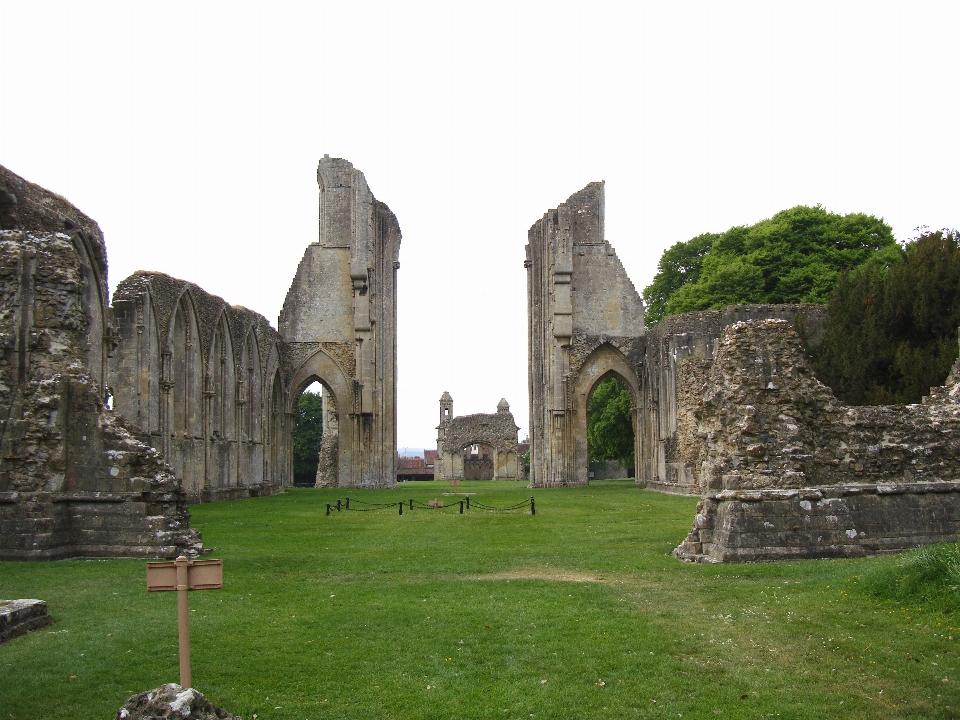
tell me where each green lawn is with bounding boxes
[1,480,958,719]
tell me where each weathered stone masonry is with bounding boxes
[0,166,202,559]
[674,319,960,562]
[110,272,288,502]
[528,180,960,561]
[435,394,520,481]
[1,155,400,558]
[526,181,645,487]
[279,156,400,488]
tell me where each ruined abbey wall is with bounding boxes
[643,304,827,494]
[0,166,202,559]
[674,319,960,562]
[526,182,646,487]
[527,179,960,562]
[279,156,400,488]
[110,272,288,502]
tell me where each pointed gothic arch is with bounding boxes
[569,344,641,485]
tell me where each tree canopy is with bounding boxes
[643,205,898,326]
[809,229,960,405]
[587,376,634,471]
[293,390,324,479]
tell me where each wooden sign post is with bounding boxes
[146,556,223,688]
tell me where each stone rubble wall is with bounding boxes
[642,304,827,494]
[674,318,960,562]
[436,402,521,481]
[1,165,202,559]
[0,228,201,559]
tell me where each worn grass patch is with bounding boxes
[2,479,959,719]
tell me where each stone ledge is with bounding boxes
[52,492,128,503]
[705,481,960,503]
[0,599,51,643]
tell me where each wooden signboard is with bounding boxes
[146,556,222,688]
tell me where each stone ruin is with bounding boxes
[673,319,960,562]
[0,165,202,559]
[4,153,960,564]
[434,393,521,481]
[527,179,960,561]
[0,156,400,558]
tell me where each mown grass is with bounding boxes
[1,480,959,719]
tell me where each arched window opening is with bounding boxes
[587,375,635,479]
[293,381,325,486]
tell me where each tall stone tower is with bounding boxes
[279,156,401,487]
[525,181,645,487]
[434,391,453,479]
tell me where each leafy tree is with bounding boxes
[588,376,634,470]
[293,390,324,480]
[642,233,717,325]
[810,229,960,404]
[644,205,898,325]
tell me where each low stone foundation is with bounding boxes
[0,599,51,643]
[0,489,203,560]
[675,481,960,563]
[190,483,283,504]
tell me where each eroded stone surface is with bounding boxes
[116,684,238,720]
[0,599,51,643]
[674,319,960,562]
[0,183,202,559]
[280,156,400,488]
[525,182,645,487]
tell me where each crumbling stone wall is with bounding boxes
[674,319,960,562]
[279,156,400,488]
[110,272,287,502]
[0,167,202,558]
[435,395,520,480]
[643,304,827,494]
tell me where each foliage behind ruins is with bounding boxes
[642,204,899,325]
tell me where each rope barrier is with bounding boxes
[325,496,536,516]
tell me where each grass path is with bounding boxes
[1,480,958,718]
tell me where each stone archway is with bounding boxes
[570,344,641,486]
[435,396,520,481]
[288,349,356,488]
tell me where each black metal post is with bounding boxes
[466,496,470,509]
[459,500,464,514]
[326,503,331,516]
[345,497,350,510]
[409,498,414,509]
[399,501,403,516]
[336,499,341,512]
[530,496,535,515]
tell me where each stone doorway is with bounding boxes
[463,444,495,480]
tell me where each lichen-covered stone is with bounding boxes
[116,684,239,720]
[0,165,202,560]
[674,319,960,562]
[0,599,51,643]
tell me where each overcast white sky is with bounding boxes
[2,1,958,451]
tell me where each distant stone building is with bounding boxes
[435,394,520,481]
